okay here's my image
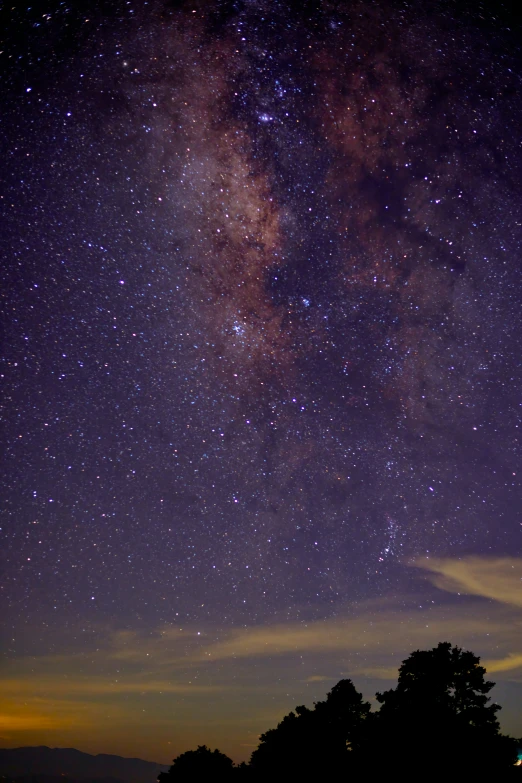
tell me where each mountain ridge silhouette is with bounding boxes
[0,747,168,783]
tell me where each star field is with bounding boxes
[1,0,522,763]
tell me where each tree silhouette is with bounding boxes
[249,704,314,777]
[250,679,370,777]
[157,745,234,782]
[312,679,371,768]
[372,641,518,778]
[160,643,518,780]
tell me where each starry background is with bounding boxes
[2,0,522,764]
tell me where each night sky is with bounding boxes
[2,0,522,764]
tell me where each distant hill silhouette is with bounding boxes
[1,774,123,783]
[0,748,168,783]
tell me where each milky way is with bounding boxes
[2,0,522,636]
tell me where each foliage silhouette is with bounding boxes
[157,745,233,782]
[250,679,370,778]
[160,642,519,781]
[371,641,518,778]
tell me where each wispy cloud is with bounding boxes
[0,713,67,731]
[3,555,522,754]
[414,556,522,607]
[0,695,124,735]
[482,653,522,674]
[305,675,331,683]
[413,556,522,677]
[1,676,226,697]
[196,610,513,663]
